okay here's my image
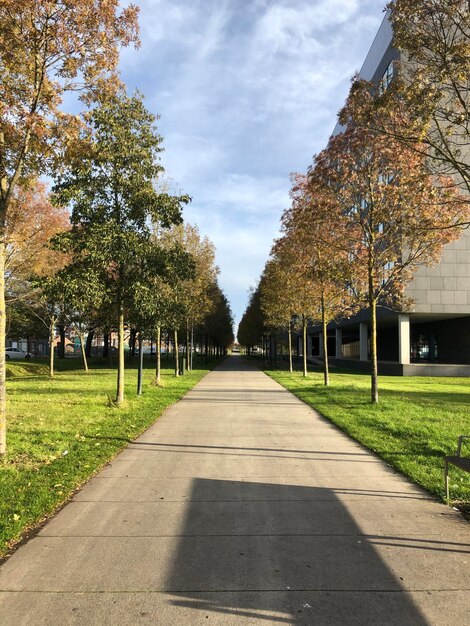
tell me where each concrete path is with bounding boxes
[0,356,469,625]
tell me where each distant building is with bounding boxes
[6,337,49,357]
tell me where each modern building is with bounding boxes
[307,13,470,376]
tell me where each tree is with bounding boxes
[53,92,189,403]
[271,232,321,378]
[4,182,70,359]
[0,0,139,452]
[131,277,171,386]
[201,282,234,359]
[315,79,468,402]
[128,237,195,385]
[47,258,105,372]
[23,277,67,378]
[5,182,70,298]
[159,224,219,371]
[6,298,48,356]
[278,173,355,385]
[259,257,298,373]
[2,182,71,374]
[238,286,265,355]
[381,1,470,194]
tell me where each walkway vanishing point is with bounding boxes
[0,356,469,625]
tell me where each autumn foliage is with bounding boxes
[6,182,70,286]
[381,1,470,193]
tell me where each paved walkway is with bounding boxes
[0,356,469,625]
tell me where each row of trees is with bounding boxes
[239,0,470,404]
[7,176,234,385]
[0,2,233,454]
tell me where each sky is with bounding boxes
[118,0,388,331]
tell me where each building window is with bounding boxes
[343,340,360,359]
[411,333,438,362]
[411,334,429,361]
[378,61,394,94]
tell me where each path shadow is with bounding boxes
[164,478,431,624]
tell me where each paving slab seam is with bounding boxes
[102,470,413,474]
[85,473,406,477]
[0,587,470,596]
[36,533,470,540]
[73,498,431,503]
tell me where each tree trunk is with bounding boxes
[0,240,6,454]
[85,329,94,358]
[137,333,143,396]
[321,295,329,386]
[49,317,55,379]
[79,331,88,372]
[288,324,293,373]
[190,324,194,370]
[302,315,308,377]
[58,324,65,359]
[185,324,190,372]
[116,304,125,404]
[205,334,209,363]
[174,329,179,377]
[155,325,161,385]
[370,297,378,404]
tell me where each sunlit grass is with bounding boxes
[0,356,215,558]
[264,364,470,512]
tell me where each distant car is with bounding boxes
[5,347,31,360]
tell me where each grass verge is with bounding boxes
[263,363,470,514]
[1,356,217,559]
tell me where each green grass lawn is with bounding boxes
[263,362,470,512]
[0,355,215,559]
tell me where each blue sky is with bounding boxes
[119,0,387,329]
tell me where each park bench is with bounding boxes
[444,435,470,500]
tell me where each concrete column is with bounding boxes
[359,322,368,361]
[335,328,342,359]
[307,334,312,357]
[398,314,410,365]
[319,333,324,358]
